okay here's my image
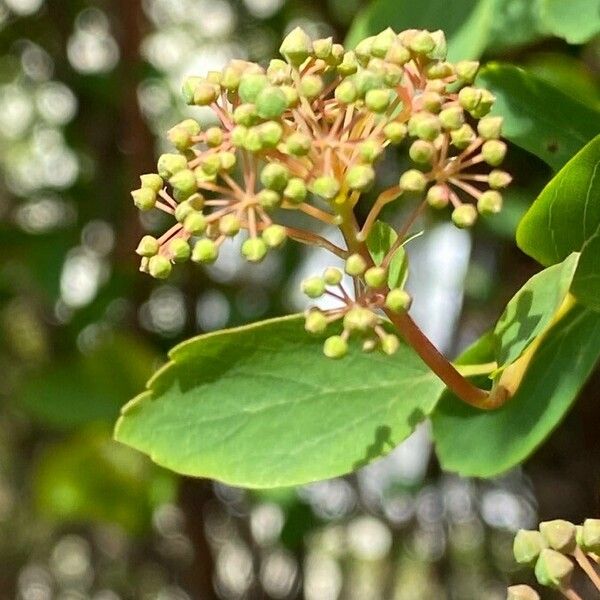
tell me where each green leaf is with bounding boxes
[477,64,600,170]
[367,220,397,265]
[346,0,495,61]
[494,254,580,367]
[388,246,408,289]
[517,135,600,310]
[486,0,547,54]
[432,304,600,478]
[114,315,445,488]
[539,0,600,44]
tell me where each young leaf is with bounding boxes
[432,305,600,478]
[486,0,547,54]
[388,246,408,289]
[517,135,600,310]
[367,220,397,265]
[114,315,445,488]
[477,64,600,170]
[539,0,600,44]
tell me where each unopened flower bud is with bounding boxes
[345,253,367,276]
[175,196,204,222]
[482,140,507,166]
[157,153,188,179]
[131,188,156,211]
[242,127,262,152]
[409,140,436,164]
[458,86,482,111]
[414,113,441,141]
[323,267,343,286]
[233,103,259,126]
[384,122,407,144]
[192,239,218,263]
[365,88,391,113]
[261,162,290,191]
[371,28,396,57]
[358,140,383,163]
[286,132,311,157]
[455,60,479,83]
[450,123,476,149]
[278,84,298,108]
[266,59,292,84]
[539,520,577,554]
[283,178,307,204]
[365,266,387,288]
[439,106,465,130]
[354,36,374,62]
[579,519,600,553]
[422,91,442,113]
[258,121,283,148]
[343,306,378,332]
[255,86,288,119]
[305,309,328,334]
[386,42,411,66]
[193,82,218,106]
[300,75,324,99]
[183,212,207,235]
[426,184,450,209]
[452,204,478,228]
[168,119,201,151]
[238,72,269,103]
[140,173,163,194]
[218,214,241,237]
[323,335,348,359]
[230,125,248,147]
[205,126,223,147]
[337,51,358,75]
[219,151,237,171]
[354,70,384,97]
[148,255,172,279]
[381,333,400,355]
[470,89,495,118]
[409,30,435,54]
[478,190,503,215]
[241,237,268,262]
[312,37,333,60]
[136,235,160,257]
[170,169,197,200]
[222,65,242,90]
[257,189,281,210]
[399,169,427,192]
[514,530,547,565]
[302,276,326,298]
[489,170,512,189]
[424,61,454,80]
[182,76,203,104]
[478,116,503,140]
[335,79,357,104]
[345,164,375,191]
[312,176,340,200]
[169,238,191,262]
[280,27,312,66]
[383,63,403,86]
[385,288,411,312]
[534,549,573,589]
[262,224,287,248]
[506,585,540,600]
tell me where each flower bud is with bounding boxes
[513,530,547,565]
[323,267,343,286]
[302,276,326,298]
[230,125,248,147]
[424,61,454,79]
[381,334,400,355]
[305,309,328,334]
[489,170,512,189]
[238,73,269,103]
[218,214,241,237]
[506,585,540,600]
[482,140,507,166]
[422,91,442,113]
[345,165,375,191]
[136,235,160,257]
[233,103,259,126]
[140,173,164,193]
[182,76,204,104]
[300,74,324,100]
[262,224,287,248]
[385,288,412,312]
[241,237,268,262]
[280,84,299,107]
[450,124,476,149]
[414,113,441,141]
[311,176,340,200]
[175,197,204,222]
[313,37,333,60]
[286,132,311,156]
[365,88,391,113]
[439,106,464,130]
[386,42,411,66]
[580,519,600,553]
[477,190,503,215]
[199,154,222,176]
[242,127,263,153]
[383,122,407,144]
[409,30,435,54]
[205,126,223,147]
[169,169,197,200]
[354,36,374,62]
[539,520,577,554]
[409,140,436,164]
[222,65,242,90]
[470,89,495,118]
[168,238,191,262]
[267,59,292,84]
[335,79,357,104]
[429,30,448,59]
[168,119,201,150]
[426,184,450,209]
[323,335,348,359]
[343,306,378,332]
[455,60,479,83]
[255,86,288,119]
[458,86,482,111]
[219,151,237,171]
[283,177,307,204]
[183,212,207,235]
[345,253,367,276]
[399,169,427,192]
[256,121,282,148]
[337,51,358,75]
[257,189,282,210]
[329,43,344,65]
[193,82,218,106]
[478,116,503,140]
[192,239,218,263]
[354,70,384,97]
[452,204,478,228]
[260,163,290,192]
[383,63,403,86]
[534,549,573,589]
[148,255,172,279]
[371,28,396,57]
[358,140,383,163]
[131,188,157,211]
[157,153,188,179]
[280,27,312,66]
[365,266,387,288]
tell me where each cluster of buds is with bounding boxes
[509,519,600,599]
[130,25,510,354]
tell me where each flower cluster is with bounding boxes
[131,25,510,355]
[510,519,600,599]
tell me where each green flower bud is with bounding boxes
[345,164,375,191]
[488,170,512,189]
[539,520,577,554]
[238,73,269,103]
[206,71,222,85]
[311,176,340,200]
[580,519,600,553]
[313,37,333,60]
[371,28,396,57]
[305,309,328,334]
[354,36,374,62]
[286,132,311,156]
[300,74,324,100]
[183,212,207,234]
[136,235,160,257]
[255,86,288,119]
[323,335,348,359]
[168,238,191,262]
[280,26,312,66]
[399,169,427,192]
[513,530,547,565]
[230,125,248,147]
[260,162,290,192]
[409,140,436,164]
[477,190,503,215]
[386,42,411,66]
[354,70,384,97]
[365,88,391,113]
[266,59,292,85]
[439,106,465,130]
[534,549,573,589]
[205,126,223,147]
[381,333,400,355]
[458,86,482,111]
[131,188,157,211]
[199,154,222,176]
[233,103,259,126]
[383,63,403,86]
[358,140,383,164]
[302,276,326,298]
[424,61,454,80]
[450,123,476,149]
[383,122,407,144]
[329,43,344,65]
[478,116,503,140]
[452,204,478,228]
[323,267,343,286]
[343,306,378,332]
[385,288,412,312]
[182,76,204,104]
[157,153,188,179]
[414,113,441,141]
[426,184,450,209]
[242,127,263,153]
[175,201,195,223]
[169,169,197,200]
[409,30,435,54]
[470,89,495,118]
[337,51,358,75]
[262,224,287,248]
[280,84,299,107]
[140,173,164,193]
[218,214,241,237]
[191,239,218,263]
[422,91,442,113]
[429,30,448,59]
[257,189,281,210]
[193,82,218,106]
[148,255,172,279]
[242,238,268,262]
[482,140,507,166]
[506,585,540,600]
[219,151,237,171]
[365,266,387,288]
[222,65,242,90]
[283,177,307,203]
[167,119,201,150]
[455,60,479,83]
[257,121,283,148]
[345,253,367,276]
[335,79,357,104]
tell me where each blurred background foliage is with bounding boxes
[0,0,598,598]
